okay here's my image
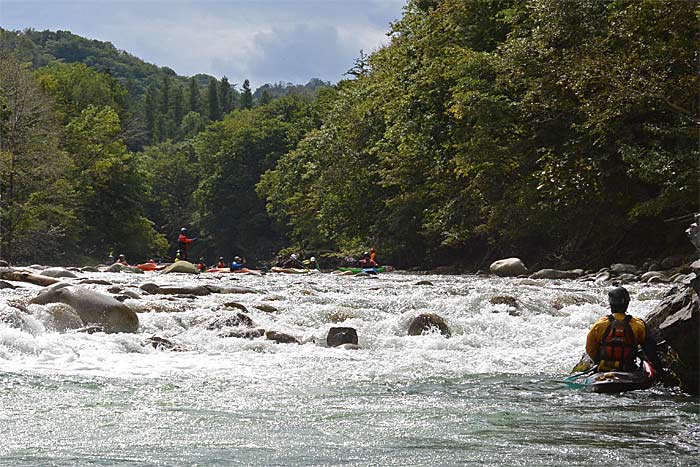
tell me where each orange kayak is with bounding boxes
[136,262,158,271]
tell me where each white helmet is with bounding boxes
[290,254,298,260]
[310,257,316,262]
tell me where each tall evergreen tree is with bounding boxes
[240,79,253,109]
[171,85,184,126]
[259,90,272,106]
[206,77,221,121]
[143,84,158,143]
[159,75,171,115]
[219,76,233,114]
[187,76,200,114]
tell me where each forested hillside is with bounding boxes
[0,0,697,269]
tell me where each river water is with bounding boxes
[0,270,697,466]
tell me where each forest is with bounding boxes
[0,0,697,270]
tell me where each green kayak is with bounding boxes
[338,266,389,273]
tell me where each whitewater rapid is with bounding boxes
[0,270,696,466]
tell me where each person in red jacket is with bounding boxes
[177,227,197,261]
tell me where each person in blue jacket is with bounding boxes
[230,256,245,271]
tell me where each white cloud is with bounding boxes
[1,0,405,85]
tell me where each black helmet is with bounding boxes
[608,287,630,307]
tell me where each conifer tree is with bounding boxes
[187,76,200,114]
[259,90,272,106]
[207,77,221,121]
[159,75,171,115]
[219,76,233,114]
[240,79,253,109]
[171,85,184,126]
[143,84,157,142]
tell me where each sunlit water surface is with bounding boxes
[0,271,697,466]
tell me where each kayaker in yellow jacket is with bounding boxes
[586,286,662,373]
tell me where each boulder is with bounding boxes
[219,328,265,339]
[219,286,259,294]
[0,260,8,267]
[40,268,78,279]
[223,302,249,312]
[145,336,186,351]
[265,330,300,344]
[161,261,199,274]
[327,327,358,347]
[641,271,670,283]
[594,271,612,283]
[81,266,100,273]
[529,269,582,280]
[254,304,278,313]
[661,256,686,270]
[207,313,254,330]
[415,280,434,286]
[489,258,528,277]
[30,283,139,333]
[104,263,144,274]
[489,295,518,307]
[610,263,640,275]
[139,283,211,296]
[646,284,699,395]
[0,280,16,290]
[617,273,638,283]
[407,313,451,337]
[0,267,62,287]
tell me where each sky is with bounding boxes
[0,0,406,86]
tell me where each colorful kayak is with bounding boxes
[136,262,158,271]
[271,267,311,274]
[564,361,656,393]
[337,266,389,274]
[206,267,262,274]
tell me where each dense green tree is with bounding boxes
[194,95,319,260]
[64,105,165,258]
[187,76,201,114]
[240,79,253,110]
[219,76,234,114]
[140,140,198,251]
[206,77,221,121]
[0,52,77,263]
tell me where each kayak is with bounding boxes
[338,266,390,274]
[136,262,158,271]
[206,267,262,274]
[271,267,311,274]
[564,361,656,393]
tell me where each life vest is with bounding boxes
[598,315,637,371]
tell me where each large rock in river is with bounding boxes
[140,283,211,296]
[30,283,139,333]
[646,280,699,395]
[489,258,528,277]
[327,327,358,347]
[40,268,79,279]
[529,269,582,280]
[161,261,199,274]
[407,313,451,337]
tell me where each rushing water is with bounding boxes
[0,270,697,466]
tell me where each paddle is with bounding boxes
[566,365,598,380]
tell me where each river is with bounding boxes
[0,270,698,466]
